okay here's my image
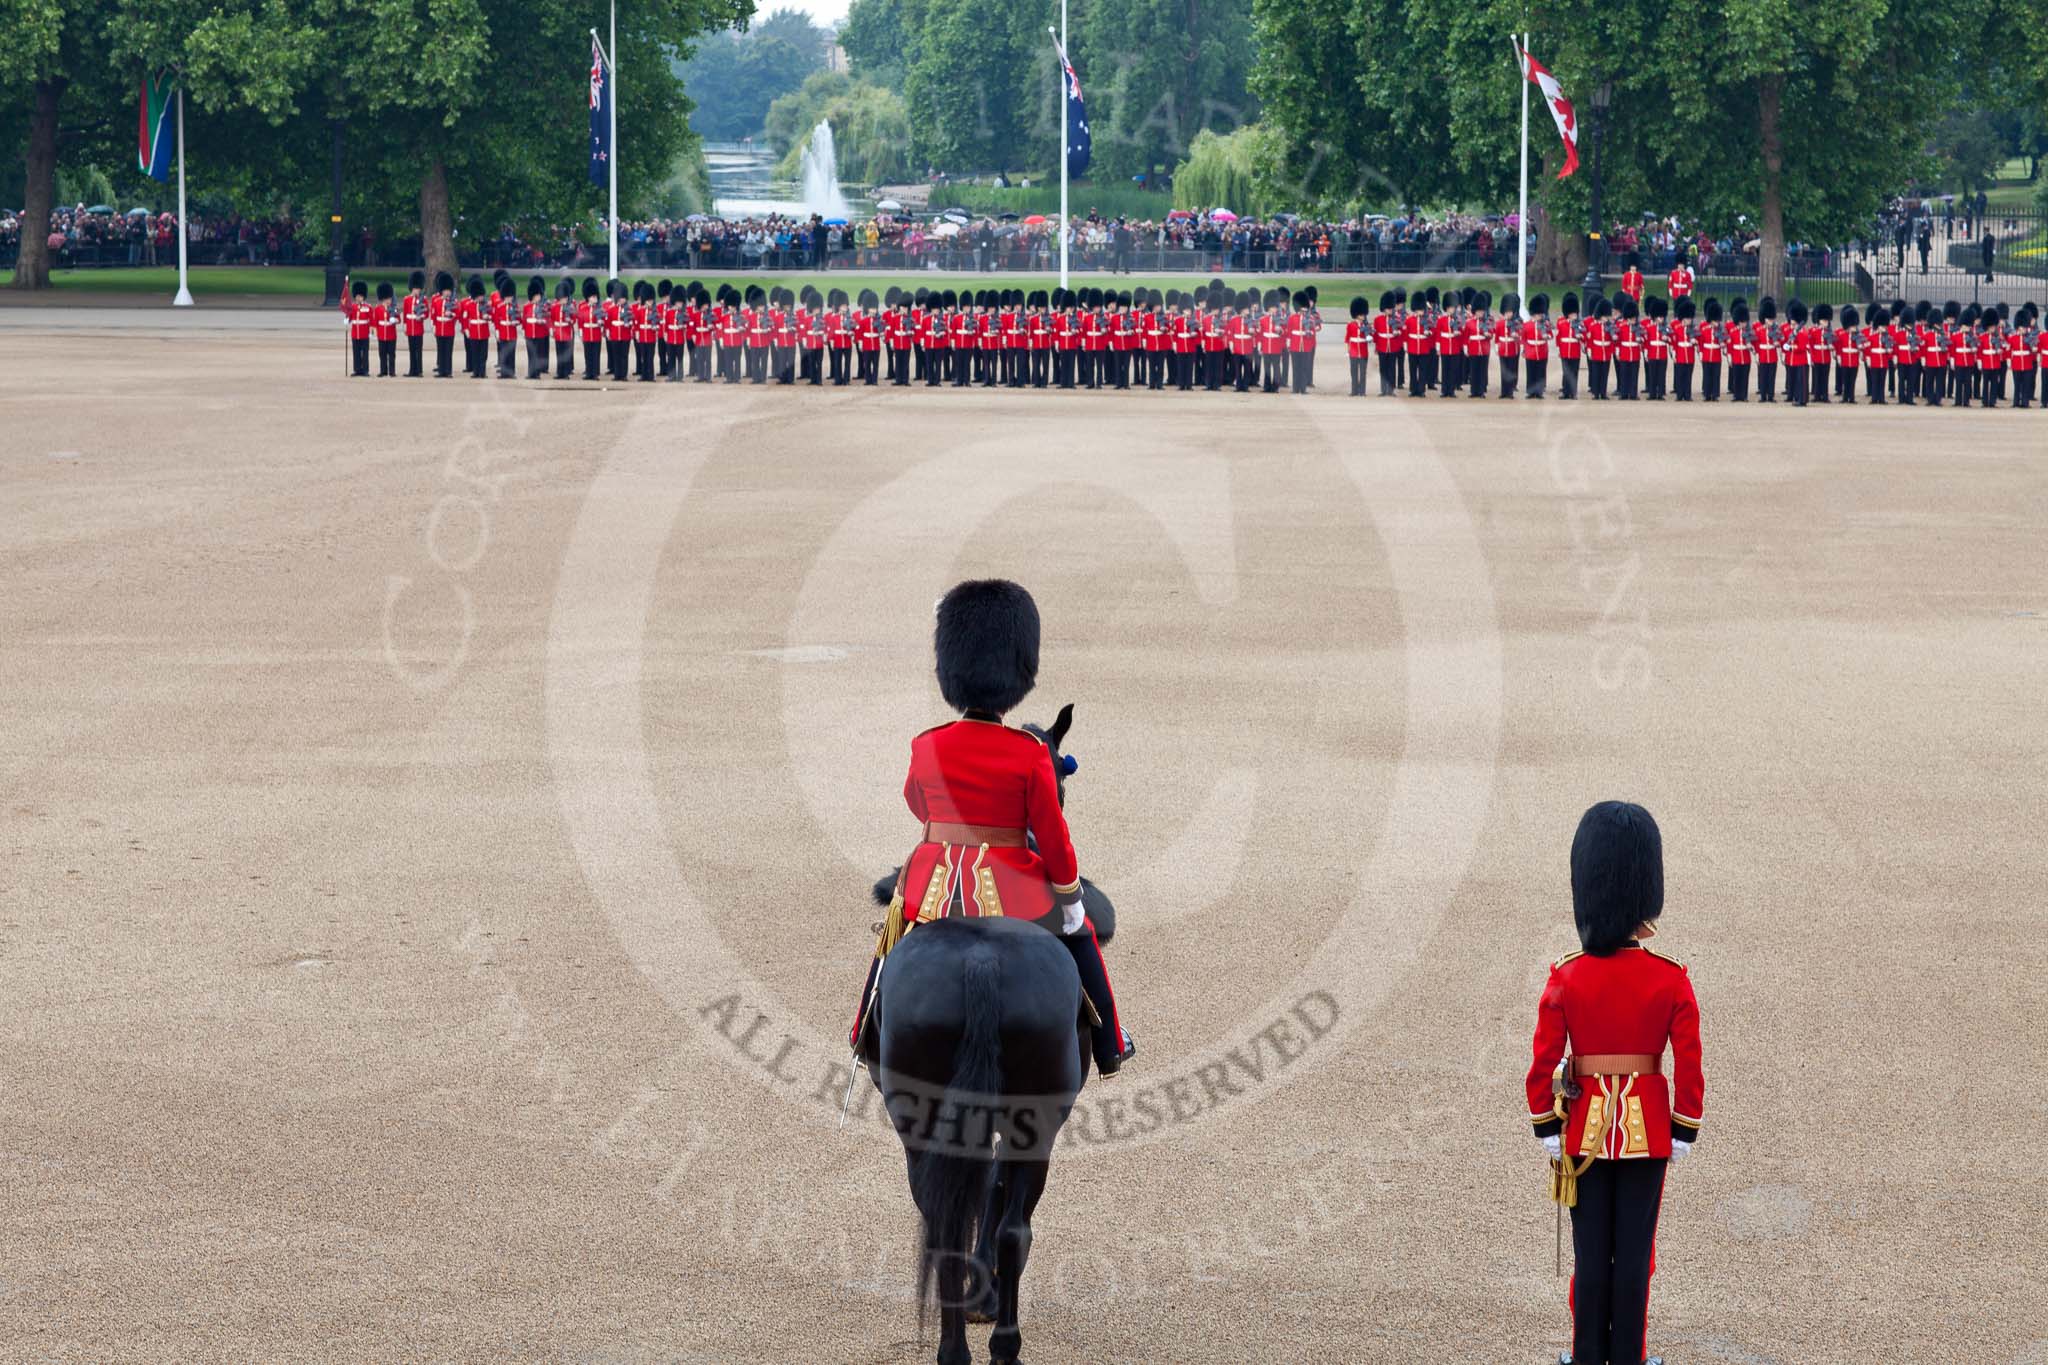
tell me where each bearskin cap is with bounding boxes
[352,279,367,298]
[434,271,454,293]
[1645,295,1665,319]
[556,277,574,298]
[1532,293,1550,316]
[1943,299,1961,321]
[1594,297,1612,318]
[493,270,512,292]
[375,280,393,299]
[828,287,848,308]
[1840,305,1858,328]
[1703,297,1721,321]
[1423,285,1440,306]
[1813,303,1831,324]
[1562,291,1580,317]
[1291,290,1307,309]
[529,275,546,298]
[1730,298,1748,323]
[1350,296,1368,318]
[1788,298,1807,323]
[1501,292,1519,315]
[1759,296,1777,321]
[408,269,426,289]
[580,277,598,299]
[1571,801,1664,956]
[1476,290,1493,311]
[1117,290,1133,308]
[468,275,486,298]
[935,579,1040,716]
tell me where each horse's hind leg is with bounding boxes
[967,1167,1005,1324]
[987,1159,1050,1365]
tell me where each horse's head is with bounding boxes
[1020,703,1077,806]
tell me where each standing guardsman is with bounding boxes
[1555,292,1580,400]
[552,278,578,379]
[1698,298,1723,402]
[523,276,550,379]
[402,271,427,377]
[429,271,457,378]
[1584,298,1611,400]
[373,281,399,377]
[1287,290,1313,394]
[491,273,519,378]
[1522,294,1550,399]
[1495,292,1521,399]
[459,274,489,377]
[1666,252,1694,304]
[1619,254,1646,308]
[1528,801,1704,1365]
[344,279,372,376]
[1669,299,1694,401]
[1724,299,1751,401]
[1640,297,1667,400]
[578,277,604,380]
[1753,297,1779,402]
[1346,296,1370,396]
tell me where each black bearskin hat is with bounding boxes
[1571,801,1664,956]
[885,286,902,306]
[934,579,1040,716]
[1350,296,1368,318]
[1291,290,1308,310]
[1562,291,1579,317]
[1423,285,1440,307]
[1788,298,1807,323]
[434,271,454,293]
[1621,297,1638,320]
[529,275,545,299]
[1459,285,1476,308]
[581,276,598,299]
[1730,298,1748,323]
[493,270,511,293]
[352,279,367,298]
[1645,295,1665,320]
[1759,297,1777,321]
[1594,297,1611,319]
[859,288,879,309]
[608,279,626,299]
[1813,303,1831,324]
[1531,293,1549,316]
[1378,290,1395,311]
[1840,305,1858,328]
[1501,292,1519,315]
[467,275,485,298]
[1704,297,1721,322]
[556,277,574,298]
[828,287,848,309]
[657,279,672,299]
[1674,297,1693,320]
[635,280,654,302]
[409,269,426,289]
[1943,300,1960,322]
[1118,290,1133,308]
[1476,290,1493,312]
[375,280,393,300]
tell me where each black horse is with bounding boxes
[860,704,1107,1363]
[870,915,1087,1365]
[869,704,1117,944]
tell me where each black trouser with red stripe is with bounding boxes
[1569,1157,1667,1365]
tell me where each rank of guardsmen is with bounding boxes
[342,269,2047,409]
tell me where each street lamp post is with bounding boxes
[1581,81,1612,292]
[322,119,346,308]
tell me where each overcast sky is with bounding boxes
[765,0,844,30]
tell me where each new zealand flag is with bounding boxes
[589,37,611,186]
[1054,37,1089,179]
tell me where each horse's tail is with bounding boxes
[911,944,1002,1339]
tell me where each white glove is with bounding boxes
[1670,1139,1693,1162]
[1060,901,1086,936]
[1541,1135,1562,1162]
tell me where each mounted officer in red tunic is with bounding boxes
[850,580,1136,1075]
[1527,801,1704,1365]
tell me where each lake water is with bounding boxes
[707,141,870,220]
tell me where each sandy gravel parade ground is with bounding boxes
[2,306,2045,1363]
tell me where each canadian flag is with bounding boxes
[1517,44,1579,179]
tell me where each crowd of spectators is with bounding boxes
[10,197,1999,285]
[0,205,305,268]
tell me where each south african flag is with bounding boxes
[138,73,175,183]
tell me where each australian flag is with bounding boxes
[589,36,611,186]
[1053,35,1089,179]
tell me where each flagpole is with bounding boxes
[1515,34,1529,307]
[173,86,193,307]
[1055,4,1069,291]
[608,0,619,282]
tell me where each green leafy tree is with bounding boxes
[903,0,1040,172]
[1072,0,1254,184]
[5,0,312,289]
[840,0,910,90]
[678,8,828,141]
[767,71,913,184]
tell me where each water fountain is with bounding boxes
[799,121,851,219]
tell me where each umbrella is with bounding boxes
[1166,209,1194,220]
[1022,214,1047,225]
[824,217,848,226]
[126,206,151,218]
[685,212,710,222]
[998,212,1019,221]
[875,198,904,211]
[1210,209,1238,222]
[85,204,114,215]
[941,208,969,222]
[931,221,961,237]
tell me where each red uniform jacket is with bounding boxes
[896,719,1080,926]
[1527,943,1704,1160]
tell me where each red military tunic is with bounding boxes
[896,718,1080,927]
[1526,943,1704,1160]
